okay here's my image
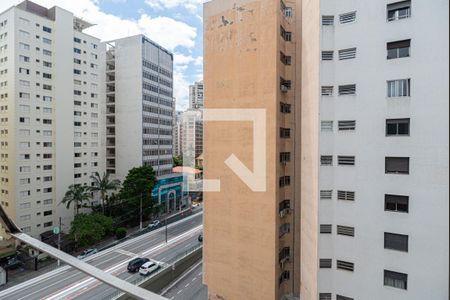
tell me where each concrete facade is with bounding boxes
[0,0,104,237]
[189,80,204,110]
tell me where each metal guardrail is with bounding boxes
[106,244,203,300]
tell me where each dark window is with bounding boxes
[279,176,291,187]
[280,102,291,113]
[43,210,52,216]
[280,128,291,138]
[74,48,81,54]
[385,232,408,252]
[320,259,332,268]
[386,118,410,136]
[385,194,409,213]
[279,246,290,264]
[280,152,291,163]
[385,157,410,174]
[279,270,290,285]
[280,26,292,41]
[74,37,81,43]
[280,51,292,65]
[42,26,51,33]
[280,77,291,92]
[320,224,332,234]
[387,40,411,59]
[384,270,408,290]
[387,1,411,21]
[279,200,290,213]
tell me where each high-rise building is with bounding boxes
[102,35,174,179]
[204,0,449,300]
[181,109,203,164]
[0,0,104,237]
[189,80,204,109]
[173,111,183,157]
[204,1,301,299]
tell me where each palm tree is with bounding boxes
[61,184,91,216]
[90,172,121,215]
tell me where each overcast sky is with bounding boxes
[0,0,204,110]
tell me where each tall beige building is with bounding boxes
[204,0,448,300]
[204,1,302,299]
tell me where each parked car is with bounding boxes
[127,257,150,273]
[77,248,98,260]
[147,220,161,229]
[198,234,203,243]
[139,261,160,276]
[4,257,23,270]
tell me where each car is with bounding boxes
[198,234,203,243]
[127,257,150,273]
[4,257,23,270]
[77,248,98,260]
[147,220,161,229]
[139,261,160,276]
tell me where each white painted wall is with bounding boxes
[319,0,449,299]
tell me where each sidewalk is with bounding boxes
[0,204,203,290]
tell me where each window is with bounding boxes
[19,202,31,209]
[387,1,411,21]
[279,246,290,264]
[43,61,52,68]
[320,259,332,269]
[42,49,52,56]
[44,221,53,227]
[279,200,290,216]
[385,157,410,174]
[279,176,291,187]
[74,58,81,64]
[322,51,334,61]
[337,190,355,201]
[386,118,410,136]
[280,152,291,163]
[43,84,52,90]
[336,260,354,272]
[339,84,356,95]
[336,295,354,300]
[280,51,292,65]
[19,55,30,63]
[320,190,332,200]
[43,73,52,79]
[280,102,291,113]
[43,38,52,45]
[280,26,292,41]
[322,16,334,26]
[280,128,291,138]
[339,12,356,24]
[321,121,333,132]
[74,48,81,54]
[321,86,333,96]
[19,43,30,51]
[280,77,291,92]
[337,225,355,237]
[19,68,30,75]
[387,79,410,97]
[339,48,357,60]
[19,30,30,39]
[320,224,332,234]
[74,69,81,75]
[279,271,290,285]
[385,232,409,252]
[43,210,52,216]
[43,26,51,33]
[319,294,332,300]
[74,37,81,43]
[384,270,407,290]
[387,40,411,59]
[338,156,355,166]
[43,199,53,205]
[279,223,290,237]
[321,156,333,166]
[20,214,31,222]
[385,194,409,213]
[338,120,356,131]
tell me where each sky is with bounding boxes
[0,0,205,110]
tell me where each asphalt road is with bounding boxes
[0,212,203,300]
[162,262,207,300]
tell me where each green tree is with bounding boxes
[69,214,113,247]
[119,166,157,222]
[61,185,91,216]
[173,156,183,167]
[90,172,121,215]
[115,227,127,240]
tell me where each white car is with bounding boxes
[77,248,98,260]
[139,261,160,276]
[148,220,161,229]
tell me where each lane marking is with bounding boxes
[115,249,136,257]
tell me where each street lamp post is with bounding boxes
[139,193,143,231]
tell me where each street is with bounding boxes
[0,212,203,300]
[162,261,207,300]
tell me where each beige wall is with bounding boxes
[203,0,280,299]
[299,0,320,299]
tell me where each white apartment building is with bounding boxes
[173,111,183,157]
[181,109,203,166]
[102,35,174,180]
[0,0,104,237]
[189,80,204,109]
[318,1,449,299]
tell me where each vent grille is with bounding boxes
[337,190,355,201]
[339,48,357,60]
[322,51,334,61]
[338,156,355,166]
[319,294,332,300]
[321,156,333,166]
[338,120,356,131]
[339,84,356,95]
[320,190,333,200]
[340,11,356,24]
[337,295,354,300]
[320,259,332,268]
[320,224,332,234]
[321,121,333,132]
[337,260,354,272]
[337,225,355,237]
[322,16,334,26]
[321,86,333,96]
